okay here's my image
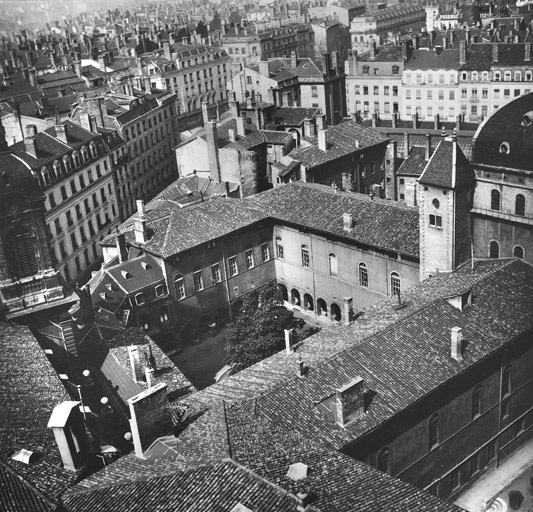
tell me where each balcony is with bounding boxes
[472,206,533,226]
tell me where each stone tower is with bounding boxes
[418,132,476,281]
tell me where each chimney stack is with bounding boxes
[236,116,246,137]
[205,118,221,182]
[116,232,128,263]
[392,111,398,128]
[526,43,531,62]
[425,134,432,160]
[403,132,410,158]
[134,200,148,244]
[459,40,466,65]
[492,43,498,63]
[412,112,418,129]
[128,345,144,382]
[433,113,440,131]
[24,124,37,158]
[451,326,463,362]
[55,122,67,144]
[318,129,327,152]
[291,50,297,68]
[128,383,173,459]
[303,118,315,138]
[285,328,294,354]
[335,377,365,427]
[343,213,353,231]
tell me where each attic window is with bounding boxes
[446,289,473,311]
[499,142,510,154]
[521,111,533,127]
[121,270,132,279]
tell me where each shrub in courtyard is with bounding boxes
[509,490,524,510]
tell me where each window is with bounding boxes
[301,245,310,268]
[155,284,167,297]
[362,65,369,75]
[405,89,411,100]
[472,385,482,419]
[229,256,238,276]
[363,86,369,95]
[502,365,511,397]
[193,270,204,291]
[245,249,254,269]
[515,194,525,216]
[427,90,432,100]
[359,262,368,287]
[489,241,500,259]
[514,246,524,259]
[139,316,150,331]
[491,189,500,210]
[494,71,501,81]
[211,263,221,283]
[261,243,270,262]
[429,214,442,228]
[175,274,186,300]
[390,272,401,297]
[470,452,480,475]
[501,399,511,421]
[392,66,399,75]
[311,85,318,98]
[376,448,390,474]
[451,469,460,491]
[487,439,496,462]
[373,85,379,95]
[135,293,146,306]
[384,85,389,95]
[70,233,77,250]
[392,86,398,96]
[329,253,338,277]
[429,413,440,450]
[438,90,444,100]
[159,306,169,323]
[275,237,284,259]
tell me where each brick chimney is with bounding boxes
[451,326,463,362]
[335,377,365,427]
[318,129,327,151]
[24,124,37,157]
[134,200,148,244]
[128,383,173,459]
[48,401,90,471]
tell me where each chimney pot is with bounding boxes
[343,213,353,231]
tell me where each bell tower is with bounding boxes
[418,131,476,281]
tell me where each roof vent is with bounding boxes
[521,111,533,128]
[230,505,254,512]
[445,289,472,311]
[11,448,35,464]
[287,462,308,481]
[121,270,132,280]
[141,261,152,271]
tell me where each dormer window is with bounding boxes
[89,143,97,158]
[81,146,89,162]
[73,151,81,167]
[53,160,62,178]
[499,142,510,154]
[135,292,146,306]
[446,289,473,311]
[63,155,71,172]
[155,284,167,297]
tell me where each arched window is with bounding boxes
[526,70,533,81]
[359,262,368,287]
[81,146,89,162]
[472,385,482,419]
[63,155,71,172]
[4,226,39,279]
[301,245,310,268]
[377,447,390,474]
[494,70,501,81]
[491,189,500,211]
[329,253,338,277]
[52,160,62,178]
[390,272,401,297]
[515,194,525,216]
[89,142,97,158]
[482,71,489,81]
[472,71,478,81]
[504,70,511,81]
[275,237,284,259]
[174,274,186,300]
[489,240,500,259]
[428,413,440,450]
[41,167,51,187]
[513,246,524,259]
[514,71,522,81]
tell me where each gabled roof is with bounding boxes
[103,198,267,259]
[184,258,533,452]
[419,136,476,189]
[249,181,419,258]
[106,254,164,295]
[274,106,321,127]
[286,120,389,168]
[397,146,429,177]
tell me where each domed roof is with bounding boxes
[0,152,43,201]
[474,92,533,171]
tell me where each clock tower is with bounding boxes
[0,149,70,319]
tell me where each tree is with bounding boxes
[225,282,293,372]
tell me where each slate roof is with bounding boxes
[286,120,388,168]
[106,254,164,294]
[419,137,476,189]
[405,48,461,70]
[249,181,419,258]
[103,197,267,259]
[184,258,533,453]
[473,91,533,170]
[0,323,82,507]
[397,145,429,177]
